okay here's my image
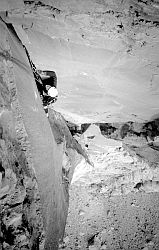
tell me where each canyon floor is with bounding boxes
[58,123,159,250]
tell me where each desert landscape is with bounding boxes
[0,0,159,249]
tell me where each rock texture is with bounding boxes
[62,124,159,250]
[0,18,44,249]
[1,1,159,250]
[0,16,84,249]
[47,108,93,245]
[5,0,159,123]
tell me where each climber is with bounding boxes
[32,66,58,104]
[38,70,58,104]
[39,70,57,88]
[23,45,58,104]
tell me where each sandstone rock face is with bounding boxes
[0,18,81,249]
[6,0,159,123]
[0,19,44,249]
[0,0,24,12]
[47,108,91,245]
[1,1,159,250]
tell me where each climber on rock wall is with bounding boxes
[39,70,57,88]
[23,45,58,105]
[38,70,58,103]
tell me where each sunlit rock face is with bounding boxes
[63,124,159,250]
[1,1,159,250]
[0,18,45,249]
[0,15,85,250]
[6,0,159,124]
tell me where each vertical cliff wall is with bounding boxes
[0,17,73,249]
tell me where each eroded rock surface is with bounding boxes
[1,1,159,250]
[0,19,44,249]
[0,117,44,249]
[62,123,159,249]
[0,17,83,249]
[6,0,159,123]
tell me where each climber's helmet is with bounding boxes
[47,86,58,98]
